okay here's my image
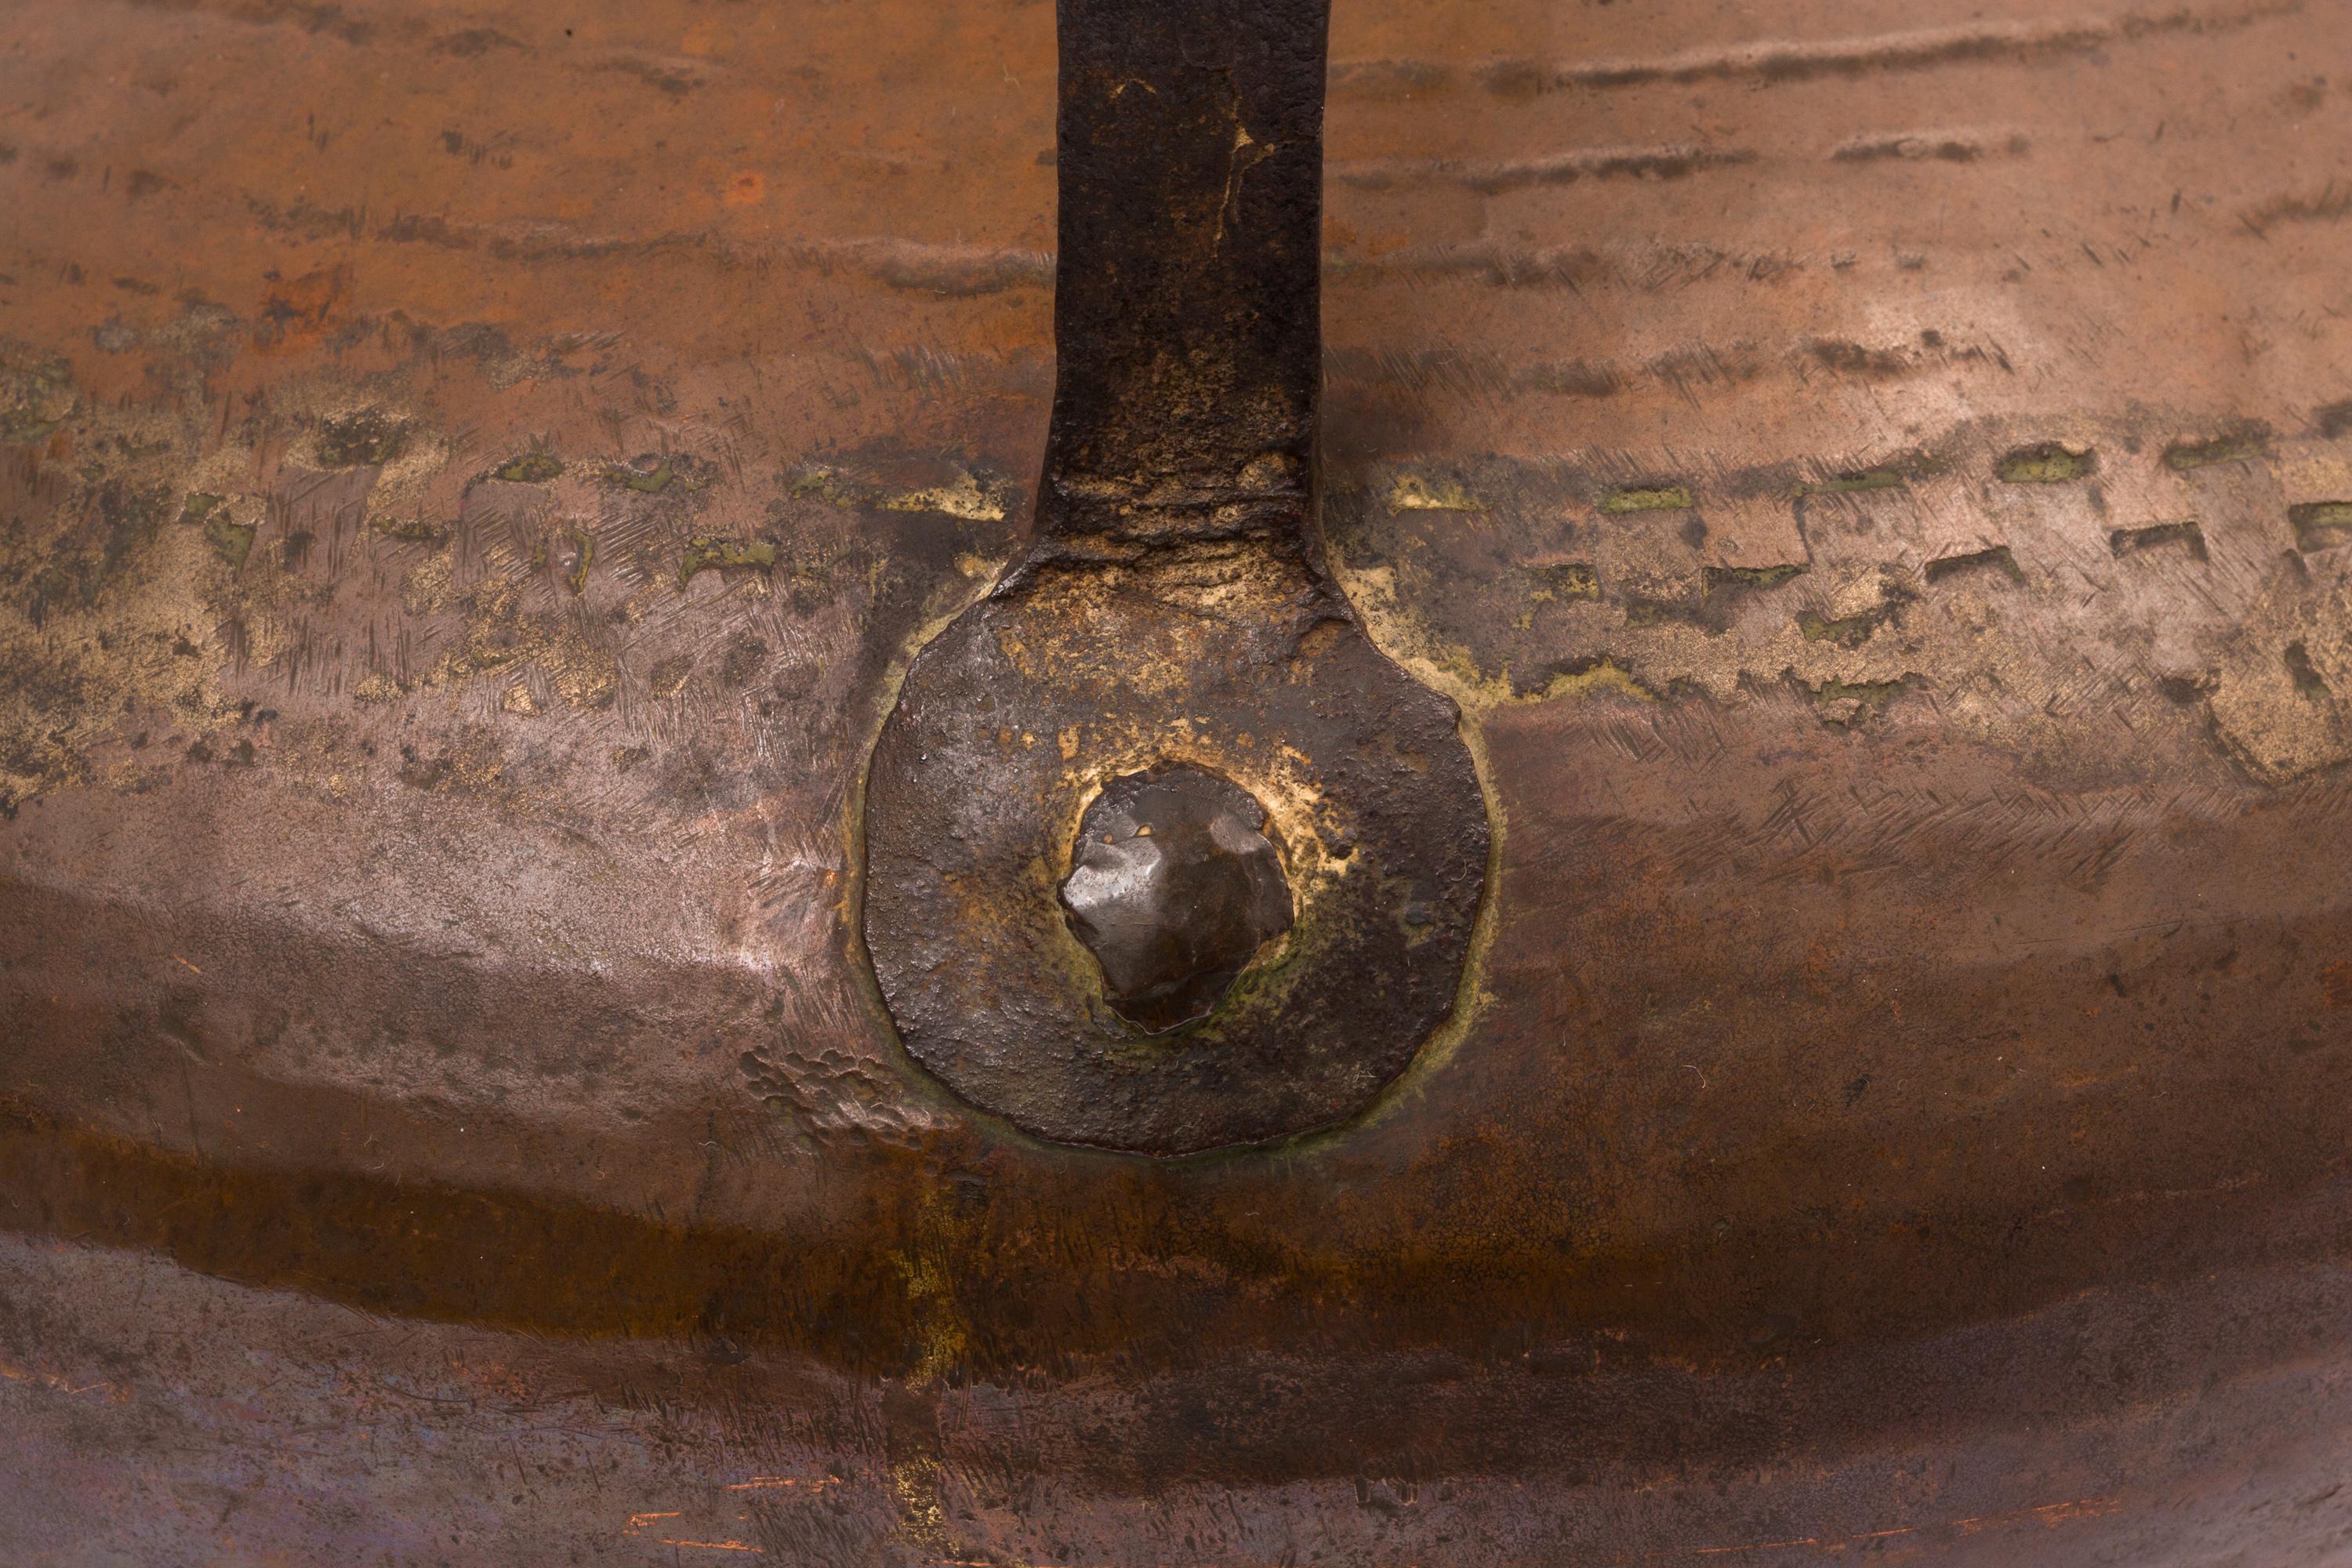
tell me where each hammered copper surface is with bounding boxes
[2,0,2351,1561]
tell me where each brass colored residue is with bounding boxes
[679,536,779,587]
[1599,483,1693,514]
[1388,473,1485,512]
[434,577,619,709]
[881,471,1007,521]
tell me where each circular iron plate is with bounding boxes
[862,555,1489,1155]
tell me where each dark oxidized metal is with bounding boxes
[4,0,2352,1559]
[1058,765,1296,1035]
[860,0,1490,1156]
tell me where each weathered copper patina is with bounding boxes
[2,0,2351,1559]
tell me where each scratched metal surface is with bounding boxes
[2,0,2351,1561]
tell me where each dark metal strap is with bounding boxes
[1038,0,1332,554]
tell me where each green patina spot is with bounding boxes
[1997,444,2094,484]
[2109,520,2205,557]
[610,458,675,494]
[1623,598,1682,628]
[680,536,778,588]
[607,454,714,495]
[1797,607,1889,647]
[372,517,448,542]
[494,452,564,484]
[790,466,869,509]
[1925,545,2024,584]
[1533,656,1657,703]
[1599,484,1693,514]
[181,492,255,572]
[2292,501,2352,550]
[1526,562,1598,601]
[565,531,596,595]
[2165,426,2268,471]
[1703,563,1808,593]
[206,517,256,572]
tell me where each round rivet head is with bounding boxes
[1060,766,1294,1034]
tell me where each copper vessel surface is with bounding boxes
[3,0,2352,1561]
